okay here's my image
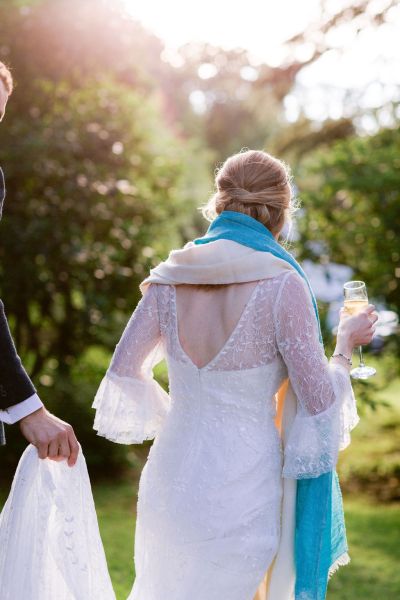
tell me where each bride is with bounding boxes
[0,149,377,600]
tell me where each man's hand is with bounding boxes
[19,406,79,467]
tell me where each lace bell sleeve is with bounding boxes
[274,271,360,479]
[92,283,171,444]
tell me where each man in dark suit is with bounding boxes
[0,62,79,467]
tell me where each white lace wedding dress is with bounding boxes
[93,270,358,600]
[0,443,115,600]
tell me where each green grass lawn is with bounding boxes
[93,482,137,598]
[1,480,399,599]
[337,372,400,500]
[91,484,400,600]
[327,496,400,600]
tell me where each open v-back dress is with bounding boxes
[93,269,357,600]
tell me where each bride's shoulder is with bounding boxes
[257,270,309,309]
[257,270,301,295]
[272,271,313,316]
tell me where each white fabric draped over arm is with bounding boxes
[274,271,360,479]
[92,283,171,444]
[0,444,115,600]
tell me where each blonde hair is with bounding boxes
[199,148,297,236]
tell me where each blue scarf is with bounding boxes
[193,210,348,600]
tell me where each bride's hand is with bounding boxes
[337,304,378,350]
[19,407,79,467]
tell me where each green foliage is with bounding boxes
[0,76,188,472]
[1,0,163,92]
[338,370,400,502]
[0,0,206,473]
[165,42,292,163]
[294,127,400,413]
[1,79,188,365]
[296,126,400,312]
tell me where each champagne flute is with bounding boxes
[343,280,376,379]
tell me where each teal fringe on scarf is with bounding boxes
[193,210,348,600]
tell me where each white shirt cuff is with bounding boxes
[0,394,44,424]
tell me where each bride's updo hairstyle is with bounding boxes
[201,149,296,236]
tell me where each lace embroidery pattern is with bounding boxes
[93,272,359,479]
[157,278,284,372]
[273,270,359,478]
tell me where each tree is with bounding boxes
[296,126,400,313]
[0,0,209,474]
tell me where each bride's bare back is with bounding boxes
[174,281,259,370]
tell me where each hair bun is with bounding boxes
[200,149,297,235]
[227,187,265,205]
[226,185,289,208]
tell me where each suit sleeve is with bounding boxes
[0,299,37,410]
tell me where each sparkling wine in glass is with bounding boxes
[343,280,376,379]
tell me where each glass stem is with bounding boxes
[358,345,365,368]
